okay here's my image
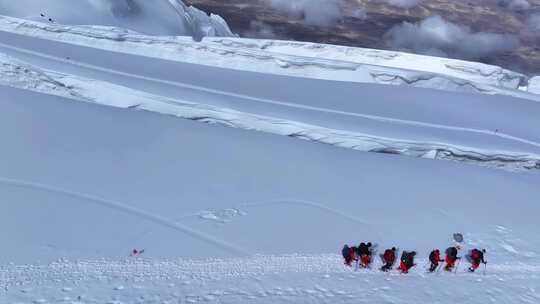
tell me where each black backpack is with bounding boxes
[401,251,409,262]
[342,245,350,258]
[406,252,416,267]
[429,251,435,262]
[446,247,457,258]
[358,243,369,256]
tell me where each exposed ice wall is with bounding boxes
[529,76,540,95]
[0,0,234,39]
[166,0,234,41]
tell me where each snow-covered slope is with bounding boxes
[1,85,540,303]
[1,51,539,172]
[1,15,539,102]
[1,11,540,304]
[0,0,234,39]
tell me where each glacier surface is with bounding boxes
[1,9,540,304]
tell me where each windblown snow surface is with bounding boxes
[1,13,540,304]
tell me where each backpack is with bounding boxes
[446,247,457,258]
[342,245,350,259]
[384,249,395,263]
[429,251,438,263]
[401,251,409,263]
[405,252,415,268]
[358,243,369,256]
[471,249,481,260]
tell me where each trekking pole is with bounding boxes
[454,259,461,274]
[436,263,443,274]
[483,262,487,275]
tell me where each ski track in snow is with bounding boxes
[241,199,373,228]
[0,177,248,256]
[0,178,384,256]
[1,39,540,151]
[178,199,373,228]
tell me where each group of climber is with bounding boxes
[342,243,487,274]
[343,242,376,269]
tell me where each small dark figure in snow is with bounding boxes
[40,13,45,17]
[342,245,357,267]
[48,18,54,23]
[357,242,372,268]
[380,247,397,272]
[468,249,487,272]
[130,248,145,257]
[398,251,416,273]
[429,249,444,272]
[444,246,461,271]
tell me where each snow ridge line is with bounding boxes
[1,39,539,151]
[211,38,527,88]
[0,177,248,256]
[2,17,533,100]
[135,93,540,171]
[203,40,537,99]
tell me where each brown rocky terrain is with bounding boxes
[186,0,540,75]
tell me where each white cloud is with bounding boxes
[268,0,344,26]
[385,15,519,60]
[246,21,278,39]
[524,14,540,38]
[351,8,368,20]
[497,0,530,12]
[528,14,540,31]
[387,0,421,9]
